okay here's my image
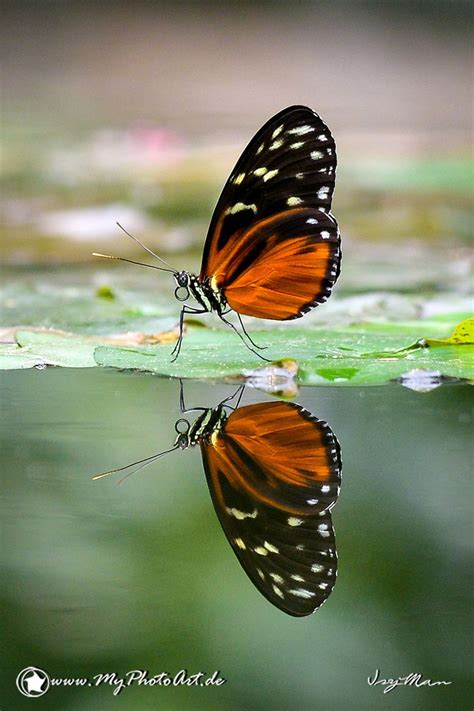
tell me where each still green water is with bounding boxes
[1,369,472,709]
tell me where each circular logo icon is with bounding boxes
[16,667,50,698]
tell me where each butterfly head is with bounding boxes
[175,432,190,449]
[174,417,191,449]
[174,270,190,301]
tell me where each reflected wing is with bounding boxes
[201,401,341,616]
[200,106,340,319]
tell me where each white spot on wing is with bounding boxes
[307,498,319,505]
[287,517,304,527]
[288,125,314,135]
[232,173,245,185]
[290,141,305,149]
[306,218,318,225]
[257,143,264,154]
[311,563,324,573]
[291,574,305,582]
[273,585,285,599]
[226,202,258,215]
[296,172,304,179]
[234,538,246,549]
[321,485,330,493]
[264,541,279,554]
[272,124,284,139]
[289,588,316,599]
[263,169,279,182]
[321,231,330,239]
[254,546,268,556]
[287,196,303,206]
[270,573,284,584]
[226,507,257,520]
[311,151,323,160]
[253,167,267,177]
[317,186,330,200]
[317,134,328,141]
[269,139,284,150]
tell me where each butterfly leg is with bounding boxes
[218,313,272,362]
[171,305,207,362]
[219,383,245,411]
[178,378,207,415]
[236,312,267,350]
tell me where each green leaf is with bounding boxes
[3,314,472,387]
[14,330,98,368]
[423,317,474,346]
[93,320,474,386]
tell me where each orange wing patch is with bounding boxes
[202,401,340,516]
[201,208,340,320]
[200,400,341,616]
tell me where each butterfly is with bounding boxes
[94,105,340,360]
[93,385,342,616]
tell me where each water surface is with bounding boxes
[1,369,472,709]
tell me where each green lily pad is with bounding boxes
[423,317,474,346]
[92,318,474,386]
[13,331,98,368]
[2,305,472,386]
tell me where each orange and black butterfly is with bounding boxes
[95,105,340,360]
[93,387,342,616]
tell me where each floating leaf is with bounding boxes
[6,324,180,369]
[422,317,474,347]
[93,321,474,386]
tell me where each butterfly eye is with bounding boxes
[174,271,190,301]
[176,271,189,288]
[174,419,190,448]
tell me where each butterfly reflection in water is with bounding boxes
[94,387,342,617]
[94,105,341,360]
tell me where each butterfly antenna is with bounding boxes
[92,445,179,483]
[92,253,175,274]
[116,222,177,271]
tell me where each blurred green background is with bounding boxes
[1,0,473,708]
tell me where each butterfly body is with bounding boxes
[169,106,341,357]
[199,400,342,616]
[176,395,342,616]
[94,389,342,616]
[96,105,341,360]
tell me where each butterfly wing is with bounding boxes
[201,401,341,616]
[200,105,340,319]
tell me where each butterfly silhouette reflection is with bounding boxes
[94,386,342,617]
